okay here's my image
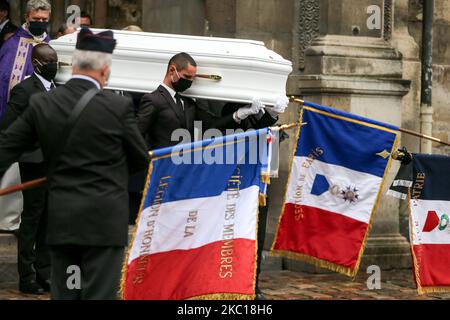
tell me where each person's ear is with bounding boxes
[32,59,40,72]
[102,65,110,83]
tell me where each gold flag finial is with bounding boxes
[376,150,391,159]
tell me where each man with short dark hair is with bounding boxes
[0,0,18,49]
[0,0,52,120]
[0,43,58,295]
[79,11,93,28]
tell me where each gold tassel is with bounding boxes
[119,161,154,300]
[259,193,267,207]
[261,173,271,185]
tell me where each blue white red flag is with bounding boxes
[409,154,450,294]
[272,102,399,276]
[121,129,271,300]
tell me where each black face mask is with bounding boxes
[35,60,58,81]
[172,70,193,93]
[28,21,48,36]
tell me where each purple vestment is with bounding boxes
[0,27,50,119]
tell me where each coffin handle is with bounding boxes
[58,61,72,67]
[196,74,222,81]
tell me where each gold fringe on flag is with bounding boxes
[119,159,154,300]
[252,206,260,299]
[270,109,303,254]
[349,134,399,278]
[408,189,424,294]
[270,250,356,277]
[418,287,450,295]
[189,294,255,300]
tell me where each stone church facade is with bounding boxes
[7,0,450,272]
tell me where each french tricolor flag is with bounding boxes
[410,154,450,294]
[272,102,398,276]
[121,130,270,300]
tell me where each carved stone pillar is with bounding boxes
[391,0,421,239]
[284,0,412,273]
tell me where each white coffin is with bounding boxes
[50,29,293,106]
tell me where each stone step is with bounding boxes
[0,233,17,246]
[0,233,18,285]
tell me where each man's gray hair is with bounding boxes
[26,0,52,14]
[72,49,112,71]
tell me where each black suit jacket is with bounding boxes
[0,78,149,246]
[0,73,47,163]
[137,85,238,150]
[0,20,18,49]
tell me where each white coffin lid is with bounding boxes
[50,29,293,106]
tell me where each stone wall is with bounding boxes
[408,0,450,155]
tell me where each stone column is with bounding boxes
[391,0,421,239]
[284,0,412,272]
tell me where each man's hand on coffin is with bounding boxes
[234,97,265,122]
[266,95,289,118]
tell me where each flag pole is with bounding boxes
[398,127,450,147]
[270,122,308,132]
[0,177,47,197]
[289,96,450,147]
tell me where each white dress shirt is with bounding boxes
[0,19,9,33]
[71,75,101,90]
[34,72,55,92]
[161,83,184,110]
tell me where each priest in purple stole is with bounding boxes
[0,0,52,119]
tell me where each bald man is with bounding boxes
[0,43,58,295]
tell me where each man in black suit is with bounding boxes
[131,53,265,223]
[0,43,58,295]
[0,0,17,49]
[137,52,264,150]
[0,28,149,300]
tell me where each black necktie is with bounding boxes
[50,82,56,90]
[175,93,184,111]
